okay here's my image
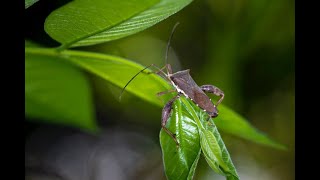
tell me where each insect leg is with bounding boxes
[146,64,167,75]
[145,64,172,82]
[200,85,225,106]
[161,94,180,146]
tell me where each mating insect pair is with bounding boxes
[120,23,224,146]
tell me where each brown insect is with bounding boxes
[120,23,224,146]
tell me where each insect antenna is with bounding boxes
[165,22,180,73]
[120,23,180,101]
[119,64,153,101]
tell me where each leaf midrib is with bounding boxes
[26,47,150,69]
[25,47,169,83]
[54,0,161,50]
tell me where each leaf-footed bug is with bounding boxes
[120,23,224,146]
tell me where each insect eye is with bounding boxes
[210,112,218,118]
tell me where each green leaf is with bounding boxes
[180,97,239,180]
[25,49,98,132]
[45,0,159,48]
[25,47,285,150]
[25,47,173,107]
[214,105,287,150]
[69,0,193,47]
[200,130,229,175]
[159,97,201,180]
[25,0,39,9]
[44,0,193,48]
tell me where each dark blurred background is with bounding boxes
[25,0,294,179]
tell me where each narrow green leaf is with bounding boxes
[25,47,172,107]
[214,105,287,150]
[25,47,285,150]
[180,97,239,179]
[71,0,193,47]
[25,0,39,9]
[25,50,97,132]
[200,130,229,175]
[188,150,202,179]
[201,127,239,180]
[45,0,159,48]
[160,98,201,180]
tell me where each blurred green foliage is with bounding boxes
[25,51,97,132]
